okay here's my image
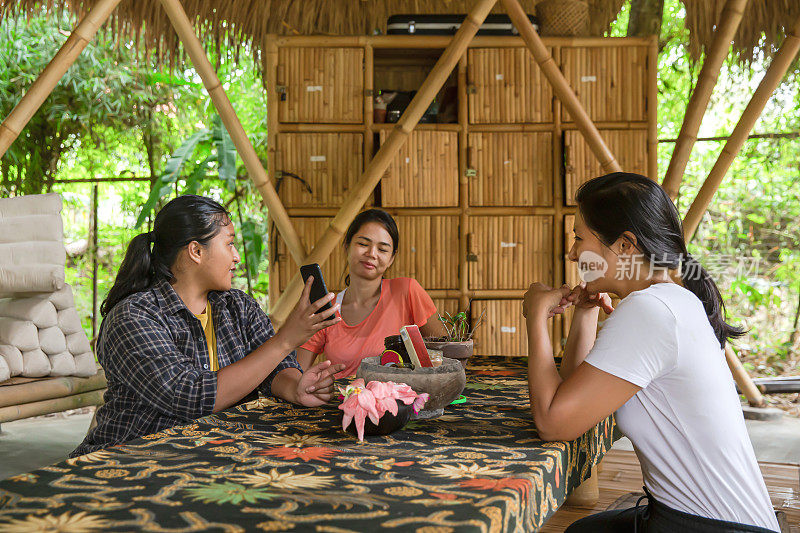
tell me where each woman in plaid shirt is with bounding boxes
[72,195,343,456]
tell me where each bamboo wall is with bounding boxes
[267,35,657,357]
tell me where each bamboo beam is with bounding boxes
[682,16,800,241]
[158,0,306,266]
[725,345,765,408]
[500,0,622,174]
[662,0,749,199]
[0,0,123,158]
[0,371,107,409]
[270,0,499,324]
[0,389,106,424]
[458,54,470,312]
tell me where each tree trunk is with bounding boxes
[627,0,665,38]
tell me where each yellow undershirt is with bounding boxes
[194,306,219,372]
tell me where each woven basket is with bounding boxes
[536,0,590,36]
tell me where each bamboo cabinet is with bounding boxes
[267,35,657,357]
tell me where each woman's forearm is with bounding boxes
[269,368,302,404]
[526,312,564,438]
[560,307,600,379]
[213,332,295,412]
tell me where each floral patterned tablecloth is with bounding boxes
[0,356,617,532]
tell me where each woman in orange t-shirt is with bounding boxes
[296,209,445,377]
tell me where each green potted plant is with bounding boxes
[424,306,485,368]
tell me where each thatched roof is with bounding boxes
[684,0,800,62]
[0,0,622,68]
[1,0,798,65]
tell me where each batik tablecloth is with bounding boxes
[0,356,617,532]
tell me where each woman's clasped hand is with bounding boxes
[523,282,614,319]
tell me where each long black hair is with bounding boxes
[343,209,400,286]
[101,195,230,316]
[575,172,744,348]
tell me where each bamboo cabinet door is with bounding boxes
[560,46,648,123]
[277,47,364,123]
[379,130,459,207]
[467,215,554,290]
[563,129,648,205]
[467,132,553,206]
[275,133,364,207]
[471,300,559,356]
[390,215,459,290]
[275,217,348,293]
[467,48,554,124]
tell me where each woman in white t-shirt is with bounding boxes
[523,173,779,532]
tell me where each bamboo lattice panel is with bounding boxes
[561,46,649,123]
[379,130,459,207]
[471,299,558,356]
[432,298,461,319]
[277,47,364,123]
[391,215,459,290]
[468,215,554,290]
[468,132,553,206]
[276,133,365,208]
[564,129,649,205]
[275,217,348,292]
[467,47,554,124]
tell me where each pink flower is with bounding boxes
[339,380,428,441]
[412,393,429,413]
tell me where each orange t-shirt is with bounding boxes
[301,277,437,377]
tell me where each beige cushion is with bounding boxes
[0,318,39,351]
[66,331,91,355]
[0,297,58,328]
[0,264,65,295]
[0,354,9,382]
[73,352,97,377]
[57,307,83,335]
[48,351,76,376]
[0,193,62,218]
[22,348,50,377]
[0,344,23,376]
[39,326,67,355]
[17,284,76,310]
[47,284,76,311]
[0,215,63,244]
[0,241,66,267]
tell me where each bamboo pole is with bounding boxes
[682,16,800,241]
[458,54,470,312]
[662,0,749,199]
[270,0,499,325]
[500,0,622,174]
[0,390,106,424]
[647,36,658,181]
[725,344,765,407]
[158,0,306,266]
[0,371,106,408]
[0,0,123,158]
[91,183,99,339]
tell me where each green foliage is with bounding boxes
[438,306,485,342]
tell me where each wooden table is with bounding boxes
[0,357,617,532]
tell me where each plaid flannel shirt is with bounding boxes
[71,278,301,456]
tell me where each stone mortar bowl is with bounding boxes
[356,356,466,419]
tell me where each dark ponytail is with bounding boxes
[576,172,744,348]
[101,195,230,317]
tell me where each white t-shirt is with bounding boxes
[585,283,779,532]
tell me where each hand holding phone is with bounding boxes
[277,267,341,350]
[300,263,334,316]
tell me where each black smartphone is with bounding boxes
[299,263,334,315]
